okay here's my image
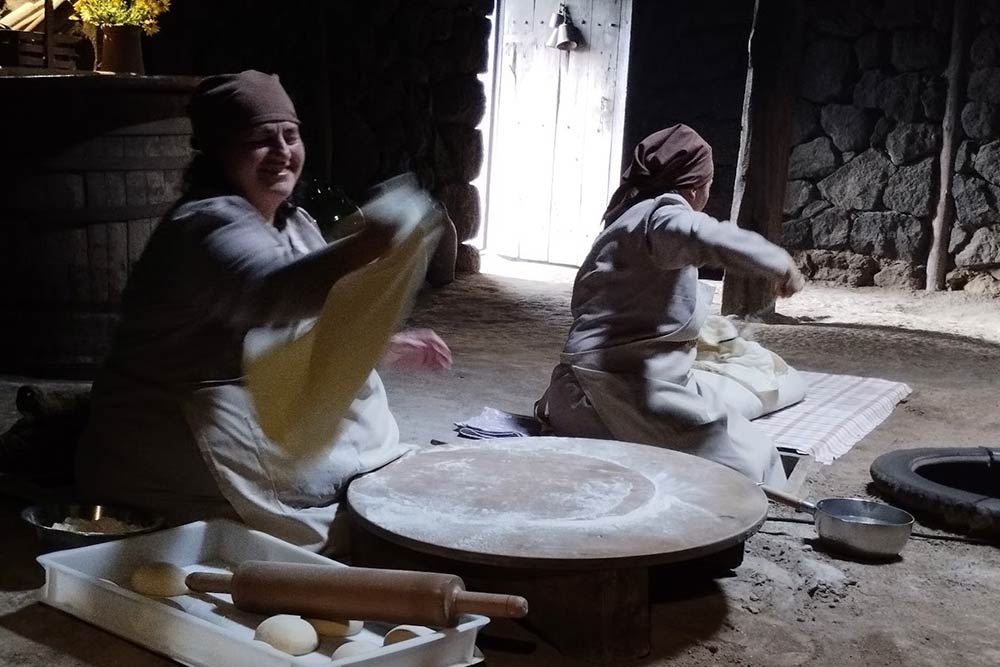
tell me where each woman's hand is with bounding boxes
[775,259,805,298]
[382,329,452,370]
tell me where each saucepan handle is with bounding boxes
[759,484,819,516]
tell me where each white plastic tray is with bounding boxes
[36,519,487,667]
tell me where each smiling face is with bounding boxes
[221,121,305,223]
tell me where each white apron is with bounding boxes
[542,283,787,486]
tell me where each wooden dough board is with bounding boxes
[347,437,767,568]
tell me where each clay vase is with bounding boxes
[98,25,144,74]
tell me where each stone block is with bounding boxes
[955,225,1000,268]
[808,1,870,38]
[874,261,926,289]
[921,76,947,121]
[783,217,813,249]
[954,173,1000,227]
[851,211,928,261]
[802,249,879,286]
[855,31,889,69]
[784,180,815,217]
[854,70,888,109]
[949,224,970,254]
[791,98,821,145]
[885,122,942,165]
[884,157,936,216]
[456,242,481,273]
[436,182,481,242]
[973,139,1000,186]
[788,137,839,180]
[891,28,945,71]
[432,75,486,126]
[821,104,876,152]
[811,206,852,249]
[870,116,893,149]
[818,149,892,210]
[968,67,1000,104]
[802,200,831,218]
[960,101,1000,139]
[800,38,855,103]
[881,73,924,121]
[971,27,1000,67]
[434,124,484,183]
[955,140,976,174]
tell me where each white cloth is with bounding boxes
[693,315,808,419]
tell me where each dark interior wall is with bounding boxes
[784,0,1000,294]
[144,0,492,269]
[622,0,754,222]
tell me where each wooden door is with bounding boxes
[485,0,632,266]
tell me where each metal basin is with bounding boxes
[21,503,165,552]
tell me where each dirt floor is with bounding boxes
[2,267,999,666]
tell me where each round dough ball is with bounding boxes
[255,615,319,656]
[307,618,363,637]
[129,561,188,597]
[382,624,435,646]
[332,639,380,659]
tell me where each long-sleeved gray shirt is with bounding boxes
[565,193,791,356]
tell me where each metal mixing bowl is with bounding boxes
[21,503,165,552]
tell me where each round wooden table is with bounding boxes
[347,437,768,661]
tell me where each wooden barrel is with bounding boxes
[0,74,199,378]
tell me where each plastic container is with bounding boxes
[36,519,487,667]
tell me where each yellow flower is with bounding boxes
[71,0,170,36]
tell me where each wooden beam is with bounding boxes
[721,0,804,317]
[927,0,971,291]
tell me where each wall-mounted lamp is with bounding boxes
[546,3,580,51]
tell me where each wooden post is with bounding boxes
[927,0,970,290]
[43,0,54,68]
[721,0,804,317]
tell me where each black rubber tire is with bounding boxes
[870,447,1000,537]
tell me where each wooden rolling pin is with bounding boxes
[186,561,528,628]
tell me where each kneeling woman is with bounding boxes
[76,71,450,553]
[537,125,803,485]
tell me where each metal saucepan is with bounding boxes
[760,485,915,559]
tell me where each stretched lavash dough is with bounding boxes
[244,183,443,456]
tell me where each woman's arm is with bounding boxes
[182,206,407,329]
[646,204,795,283]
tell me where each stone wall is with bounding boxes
[623,0,754,223]
[145,0,492,274]
[784,0,1000,294]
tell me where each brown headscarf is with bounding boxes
[602,124,714,226]
[189,70,300,151]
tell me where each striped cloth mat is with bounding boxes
[755,371,911,464]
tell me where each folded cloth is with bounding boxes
[454,407,544,440]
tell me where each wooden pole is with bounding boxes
[43,0,54,68]
[926,0,970,290]
[721,0,804,317]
